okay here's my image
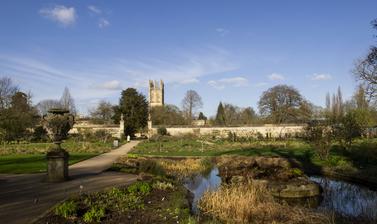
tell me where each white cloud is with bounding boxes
[88,5,101,14]
[98,18,110,28]
[311,73,332,81]
[95,80,122,90]
[208,76,248,90]
[208,80,223,89]
[268,73,285,81]
[87,6,110,29]
[216,28,229,36]
[39,5,76,26]
[0,47,237,114]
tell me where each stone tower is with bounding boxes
[148,80,164,108]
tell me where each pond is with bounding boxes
[310,176,377,219]
[184,167,377,220]
[183,167,221,214]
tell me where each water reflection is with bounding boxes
[183,167,221,213]
[183,168,377,220]
[310,176,377,220]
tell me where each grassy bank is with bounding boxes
[130,137,377,184]
[0,153,99,173]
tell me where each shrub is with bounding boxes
[31,125,48,142]
[0,128,6,143]
[83,206,105,223]
[55,200,77,218]
[107,187,125,198]
[304,121,334,160]
[139,159,166,176]
[227,131,237,142]
[157,127,168,136]
[291,168,303,176]
[127,181,152,195]
[93,130,112,143]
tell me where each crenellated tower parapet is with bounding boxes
[148,80,164,108]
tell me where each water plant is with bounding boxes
[152,180,175,190]
[83,205,105,223]
[127,181,151,195]
[55,200,77,219]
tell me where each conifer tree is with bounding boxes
[215,102,226,126]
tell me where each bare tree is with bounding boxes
[258,85,311,124]
[89,100,114,124]
[0,77,18,110]
[60,87,77,114]
[353,19,377,101]
[36,99,62,116]
[327,86,344,121]
[150,104,186,125]
[325,92,331,111]
[181,90,203,121]
[352,85,369,110]
[354,55,377,101]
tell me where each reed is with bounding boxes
[198,181,334,224]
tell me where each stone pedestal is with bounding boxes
[46,150,69,182]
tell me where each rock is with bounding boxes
[215,156,322,202]
[269,180,322,198]
[137,172,153,181]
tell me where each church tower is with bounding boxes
[148,80,164,108]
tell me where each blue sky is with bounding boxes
[0,1,376,116]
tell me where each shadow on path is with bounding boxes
[0,141,140,224]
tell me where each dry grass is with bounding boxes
[117,156,212,179]
[198,181,334,224]
[157,158,211,177]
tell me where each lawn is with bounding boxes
[0,139,114,173]
[0,139,113,155]
[0,153,99,174]
[131,138,312,157]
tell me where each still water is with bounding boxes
[310,176,377,219]
[184,167,377,220]
[183,167,221,213]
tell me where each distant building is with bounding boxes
[149,80,164,108]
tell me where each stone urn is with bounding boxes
[43,108,74,182]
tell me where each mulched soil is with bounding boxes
[37,187,190,224]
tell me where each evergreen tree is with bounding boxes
[215,102,226,126]
[0,91,38,141]
[118,88,148,137]
[198,112,207,120]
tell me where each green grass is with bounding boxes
[131,138,311,157]
[0,139,113,155]
[130,137,377,181]
[0,153,98,173]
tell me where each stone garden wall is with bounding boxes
[69,120,120,138]
[69,119,306,139]
[150,125,306,138]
